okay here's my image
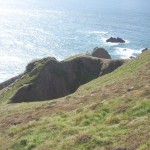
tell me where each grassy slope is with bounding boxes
[0,51,150,150]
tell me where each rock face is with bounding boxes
[11,57,102,102]
[9,56,126,103]
[91,47,111,59]
[106,37,125,43]
[100,59,126,76]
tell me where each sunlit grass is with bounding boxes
[0,50,150,149]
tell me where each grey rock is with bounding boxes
[106,37,125,43]
[91,47,111,59]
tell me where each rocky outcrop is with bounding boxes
[10,56,126,103]
[106,37,125,43]
[11,57,102,102]
[91,47,111,59]
[0,74,23,90]
[142,48,148,53]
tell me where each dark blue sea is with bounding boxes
[0,0,150,82]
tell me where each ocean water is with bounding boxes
[0,0,150,83]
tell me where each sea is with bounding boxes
[0,0,150,83]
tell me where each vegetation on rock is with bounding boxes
[0,53,126,103]
[0,50,149,150]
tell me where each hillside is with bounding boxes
[0,50,150,150]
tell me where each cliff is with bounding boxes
[0,50,149,150]
[0,51,126,103]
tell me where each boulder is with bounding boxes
[91,47,111,59]
[106,37,125,43]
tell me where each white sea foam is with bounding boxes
[77,30,108,36]
[77,30,129,47]
[125,40,130,44]
[86,31,108,35]
[115,47,142,59]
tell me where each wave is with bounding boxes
[125,40,130,44]
[77,30,130,47]
[77,30,108,34]
[86,31,108,35]
[115,47,142,59]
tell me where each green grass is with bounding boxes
[0,98,149,150]
[63,53,91,61]
[0,50,150,150]
[77,50,150,94]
